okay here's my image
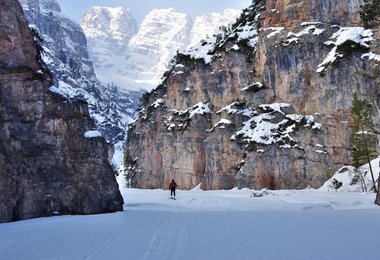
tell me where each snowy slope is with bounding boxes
[0,188,379,260]
[82,7,240,91]
[320,157,380,192]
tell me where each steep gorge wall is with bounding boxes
[0,0,123,223]
[127,0,380,190]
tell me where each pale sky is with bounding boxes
[55,0,252,24]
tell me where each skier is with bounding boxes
[169,179,177,198]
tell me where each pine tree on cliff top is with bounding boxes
[123,149,136,188]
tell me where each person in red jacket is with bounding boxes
[169,179,177,198]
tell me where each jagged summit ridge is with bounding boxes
[82,6,137,40]
[20,0,61,12]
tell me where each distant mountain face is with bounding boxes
[20,0,141,167]
[20,0,96,81]
[81,6,137,83]
[82,7,241,91]
[126,8,193,89]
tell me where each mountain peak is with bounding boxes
[82,6,137,40]
[87,6,133,18]
[19,0,61,12]
[142,8,192,25]
[151,7,179,13]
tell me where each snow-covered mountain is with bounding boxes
[82,7,241,91]
[20,0,141,167]
[126,8,193,89]
[81,6,137,86]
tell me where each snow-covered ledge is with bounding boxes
[84,130,102,138]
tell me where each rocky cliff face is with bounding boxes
[126,0,380,190]
[20,0,141,166]
[82,7,240,91]
[0,0,123,223]
[20,0,95,80]
[261,0,363,30]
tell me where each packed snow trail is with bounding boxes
[0,188,379,260]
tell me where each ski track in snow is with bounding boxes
[143,215,188,260]
[0,188,380,260]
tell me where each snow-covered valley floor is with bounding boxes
[1,188,379,260]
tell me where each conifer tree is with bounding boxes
[351,93,378,192]
[123,149,136,188]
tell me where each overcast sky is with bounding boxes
[55,0,252,24]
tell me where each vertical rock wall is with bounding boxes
[127,0,380,190]
[0,0,123,223]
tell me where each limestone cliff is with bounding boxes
[0,0,123,223]
[126,0,380,190]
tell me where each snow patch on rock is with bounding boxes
[264,27,284,38]
[231,103,321,149]
[317,27,373,73]
[361,52,380,61]
[84,130,102,138]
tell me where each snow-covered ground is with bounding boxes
[0,188,379,260]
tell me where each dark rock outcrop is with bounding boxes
[0,0,123,223]
[126,0,380,190]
